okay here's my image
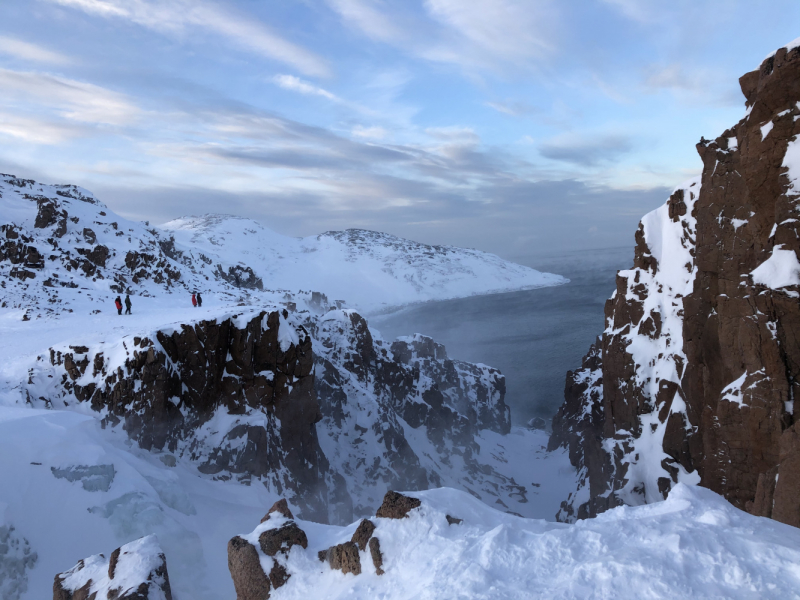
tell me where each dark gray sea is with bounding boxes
[369,246,632,426]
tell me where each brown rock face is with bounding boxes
[351,518,376,551]
[261,498,294,522]
[550,44,800,526]
[258,522,308,557]
[368,537,384,575]
[375,491,421,519]
[228,536,271,600]
[326,541,361,575]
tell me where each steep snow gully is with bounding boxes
[5,39,800,600]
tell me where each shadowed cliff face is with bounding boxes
[39,306,518,524]
[550,44,800,527]
[48,309,330,521]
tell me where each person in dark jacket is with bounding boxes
[114,296,122,315]
[191,293,197,307]
[196,292,203,307]
[124,294,132,315]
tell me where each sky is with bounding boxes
[0,1,798,264]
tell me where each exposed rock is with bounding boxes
[326,541,361,575]
[47,311,328,520]
[375,491,421,519]
[550,43,800,527]
[53,535,172,600]
[258,522,308,557]
[261,498,294,522]
[227,536,270,600]
[368,537,384,575]
[350,519,376,550]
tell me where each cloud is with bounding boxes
[642,64,742,106]
[326,0,561,74]
[486,100,538,117]
[423,0,558,66]
[0,68,139,126]
[539,133,633,167]
[0,36,71,64]
[352,125,387,139]
[273,75,341,102]
[0,110,90,144]
[45,0,331,77]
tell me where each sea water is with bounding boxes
[369,246,631,426]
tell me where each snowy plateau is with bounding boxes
[5,48,800,600]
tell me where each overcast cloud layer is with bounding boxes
[1,1,798,263]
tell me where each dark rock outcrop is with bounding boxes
[375,491,421,519]
[48,311,328,520]
[550,43,800,527]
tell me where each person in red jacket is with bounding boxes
[191,293,197,307]
[114,296,122,315]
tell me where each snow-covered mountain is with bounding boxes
[161,214,565,313]
[0,172,576,597]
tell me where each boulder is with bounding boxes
[326,542,361,575]
[258,522,308,557]
[368,537,384,575]
[350,519,376,551]
[227,536,270,600]
[375,491,421,519]
[261,498,294,523]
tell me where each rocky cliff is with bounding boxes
[550,41,800,527]
[29,304,520,524]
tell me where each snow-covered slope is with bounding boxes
[161,214,565,313]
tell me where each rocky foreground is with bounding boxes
[550,41,800,527]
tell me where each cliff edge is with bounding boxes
[550,40,800,527]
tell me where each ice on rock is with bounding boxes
[0,524,37,600]
[50,464,116,492]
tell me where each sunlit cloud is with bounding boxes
[0,68,139,126]
[273,75,341,102]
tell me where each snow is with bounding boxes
[761,120,774,140]
[59,535,169,600]
[253,484,800,600]
[161,214,567,314]
[751,246,800,289]
[765,36,800,59]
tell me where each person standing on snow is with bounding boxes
[124,294,132,315]
[114,296,122,315]
[196,292,203,307]
[191,292,197,307]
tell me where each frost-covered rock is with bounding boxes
[551,42,800,526]
[53,535,172,600]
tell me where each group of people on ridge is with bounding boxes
[114,294,132,315]
[113,291,203,315]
